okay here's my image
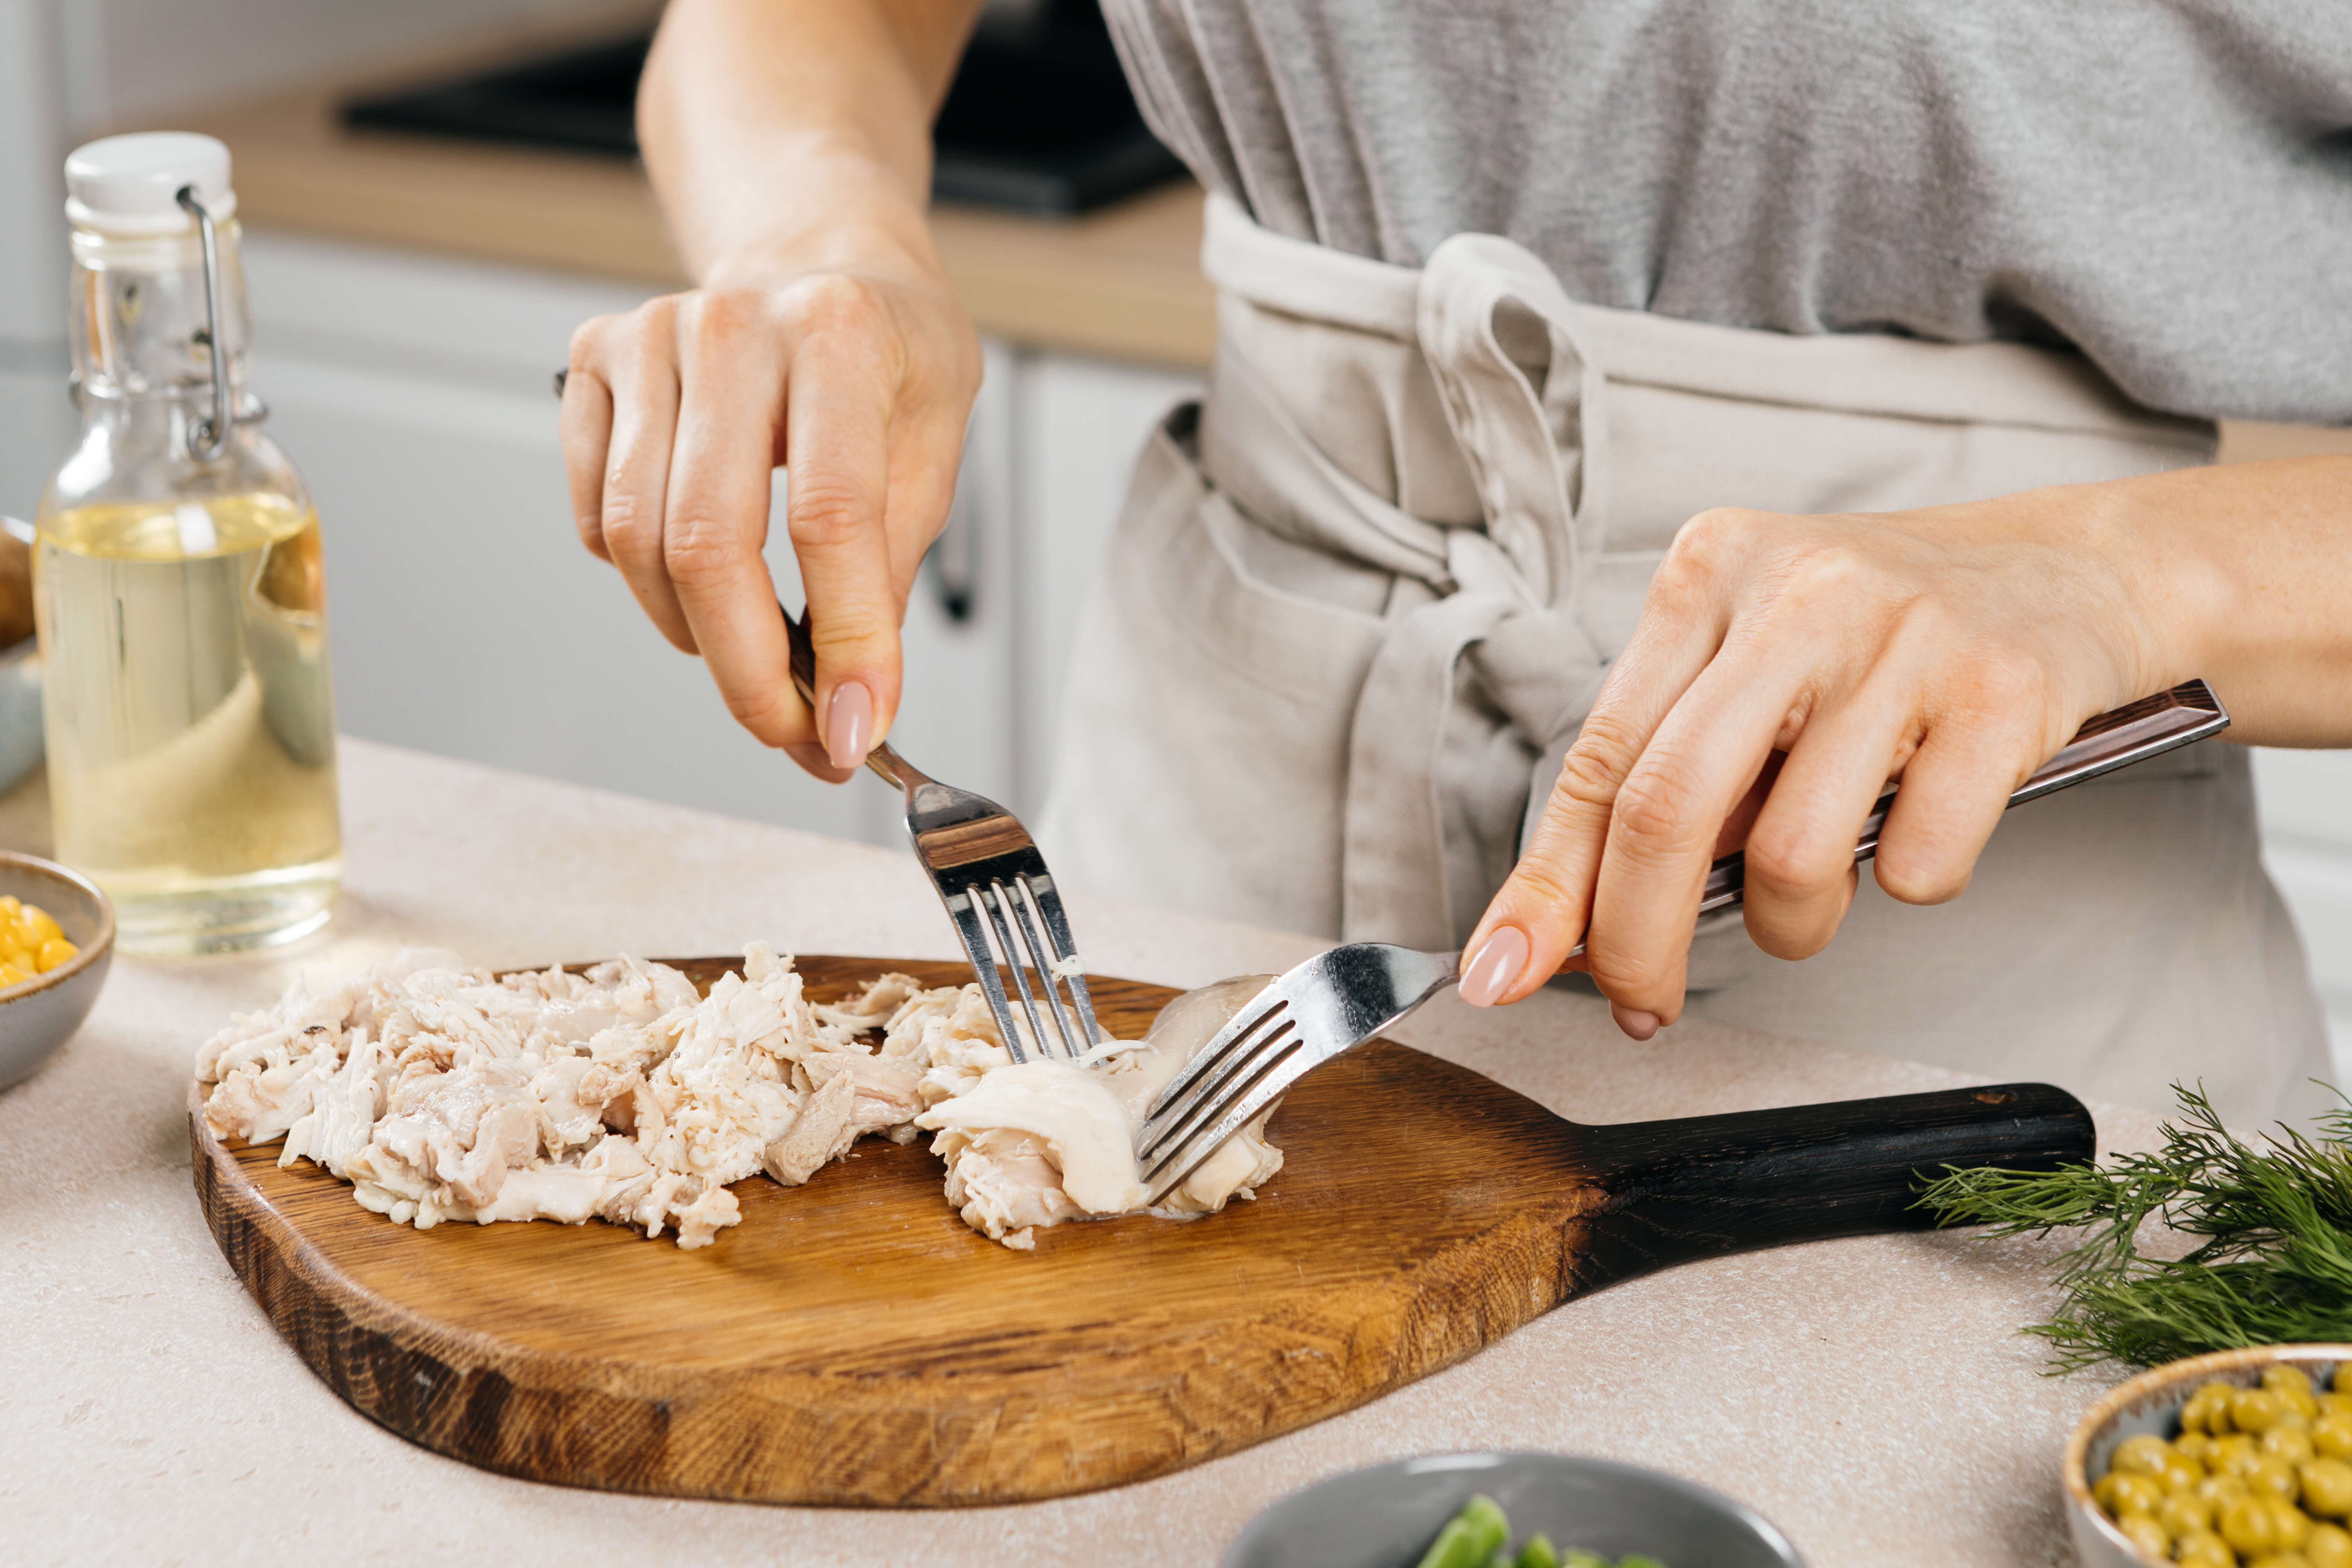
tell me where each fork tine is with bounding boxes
[1137,1004,1296,1160]
[1020,874,1102,1051]
[978,881,1054,1061]
[946,889,1030,1064]
[1139,987,1288,1144]
[1005,877,1082,1057]
[1140,1038,1307,1203]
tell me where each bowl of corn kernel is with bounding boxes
[2067,1345,2352,1568]
[0,852,110,1090]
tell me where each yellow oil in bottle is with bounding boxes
[35,490,340,953]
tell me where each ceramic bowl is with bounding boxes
[0,852,113,1090]
[2066,1343,2352,1566]
[0,638,43,795]
[1223,1451,1807,1568]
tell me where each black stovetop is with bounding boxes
[346,3,1183,217]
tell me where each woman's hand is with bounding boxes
[561,252,979,782]
[559,0,984,781]
[1457,480,2207,1035]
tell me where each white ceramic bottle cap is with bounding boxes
[64,132,237,236]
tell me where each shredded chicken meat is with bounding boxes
[194,945,1282,1250]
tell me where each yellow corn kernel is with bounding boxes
[0,963,33,988]
[33,938,75,973]
[20,905,61,947]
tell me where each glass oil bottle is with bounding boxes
[35,133,339,954]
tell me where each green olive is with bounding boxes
[2176,1531,2235,1568]
[2098,1471,2167,1517]
[2202,1474,2258,1510]
[2226,1494,2288,1555]
[2162,1452,2211,1493]
[2309,1521,2352,1568]
[2270,1366,2319,1401]
[2274,1497,2317,1549]
[2185,1387,2232,1436]
[2317,1417,2352,1463]
[2306,1458,2352,1519]
[2160,1490,2217,1537]
[2252,1458,2304,1503]
[2114,1433,2176,1477]
[2115,1511,2171,1561]
[2241,1389,2294,1434]
[2179,1433,2220,1466]
[2272,1428,2323,1466]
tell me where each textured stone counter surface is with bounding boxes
[0,740,2148,1565]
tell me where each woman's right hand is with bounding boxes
[560,240,981,783]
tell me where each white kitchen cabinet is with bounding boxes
[1009,350,1203,812]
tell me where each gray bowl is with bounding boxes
[1224,1452,1807,1568]
[0,852,113,1090]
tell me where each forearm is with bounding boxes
[638,0,981,285]
[2090,455,2352,747]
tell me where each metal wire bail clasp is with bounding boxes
[174,184,264,462]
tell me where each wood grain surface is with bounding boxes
[190,955,2094,1507]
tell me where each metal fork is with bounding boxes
[1137,678,2231,1201]
[779,602,1100,1063]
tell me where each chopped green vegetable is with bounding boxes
[1516,1534,1562,1568]
[1411,1496,1666,1568]
[1415,1494,1510,1568]
[1916,1082,2352,1371]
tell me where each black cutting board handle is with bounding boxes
[1570,1081,2094,1286]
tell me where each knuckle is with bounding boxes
[683,287,763,349]
[1739,823,1818,903]
[786,478,873,549]
[1668,506,1762,567]
[661,514,748,588]
[1498,856,1583,923]
[1874,848,1969,906]
[1610,762,1703,850]
[784,272,888,338]
[721,684,807,745]
[1554,712,1643,811]
[598,492,660,558]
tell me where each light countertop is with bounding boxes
[0,738,2159,1566]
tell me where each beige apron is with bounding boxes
[1041,193,2332,1128]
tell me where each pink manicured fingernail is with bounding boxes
[824,681,873,771]
[1458,926,1530,1008]
[1613,1005,1661,1041]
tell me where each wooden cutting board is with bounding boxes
[191,955,2092,1507]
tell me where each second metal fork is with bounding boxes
[780,602,1100,1063]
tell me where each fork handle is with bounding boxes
[775,598,930,792]
[1566,679,2228,957]
[1567,1082,2094,1287]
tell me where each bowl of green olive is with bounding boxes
[2067,1344,2352,1567]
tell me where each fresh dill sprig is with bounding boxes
[1915,1083,2352,1372]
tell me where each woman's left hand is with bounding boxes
[1454,483,2199,1037]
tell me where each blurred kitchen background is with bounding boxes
[0,0,2346,1069]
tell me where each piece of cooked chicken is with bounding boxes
[195,946,1285,1251]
